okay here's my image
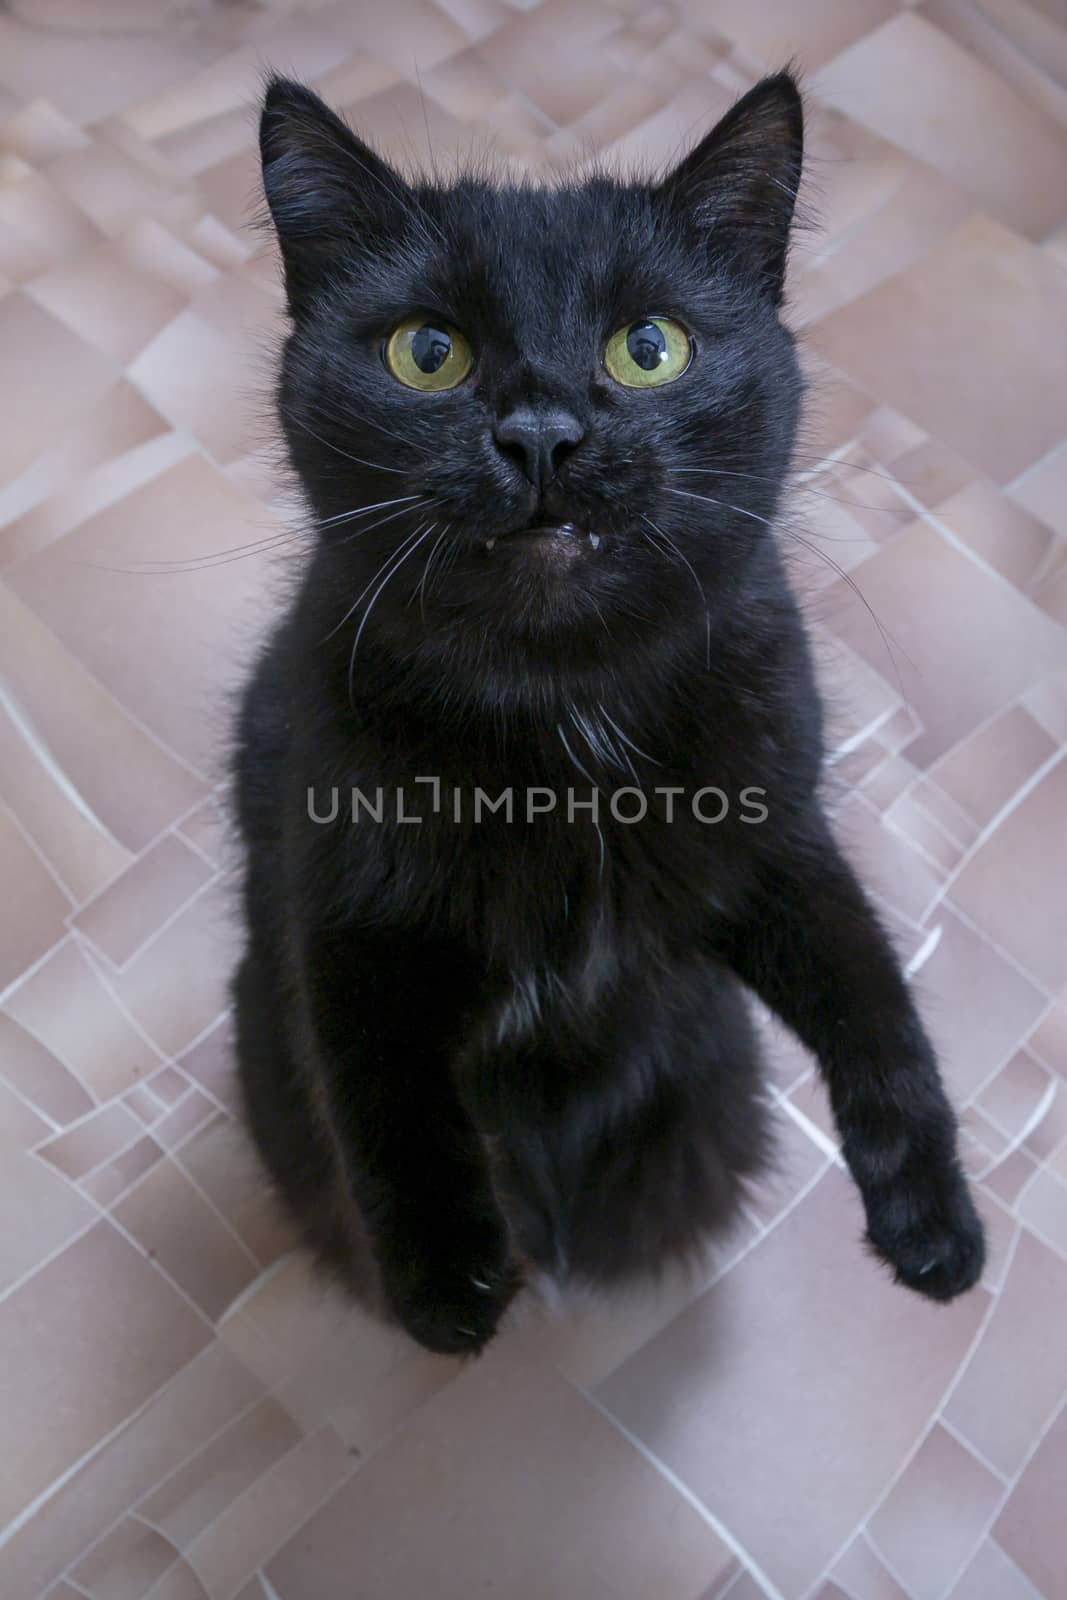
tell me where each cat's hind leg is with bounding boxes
[495,966,769,1285]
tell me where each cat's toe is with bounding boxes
[864,1166,986,1303]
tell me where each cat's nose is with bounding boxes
[493,404,585,487]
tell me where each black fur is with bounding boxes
[233,72,984,1354]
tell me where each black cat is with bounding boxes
[232,71,985,1354]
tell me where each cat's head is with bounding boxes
[260,73,804,710]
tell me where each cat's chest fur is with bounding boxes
[320,770,759,1033]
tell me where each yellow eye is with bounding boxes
[384,317,472,391]
[604,317,693,388]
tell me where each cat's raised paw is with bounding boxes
[396,1266,520,1354]
[384,1247,521,1355]
[863,1164,986,1303]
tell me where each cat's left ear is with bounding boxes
[662,72,803,304]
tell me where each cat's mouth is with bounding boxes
[483,521,602,556]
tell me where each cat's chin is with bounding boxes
[478,525,612,640]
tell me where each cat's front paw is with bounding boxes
[382,1220,521,1355]
[862,1157,986,1303]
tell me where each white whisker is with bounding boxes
[284,413,408,474]
[348,522,437,701]
[639,512,710,668]
[666,484,909,685]
[412,524,450,621]
[324,515,434,643]
[672,466,912,521]
[313,494,423,530]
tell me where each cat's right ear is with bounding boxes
[259,76,412,315]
